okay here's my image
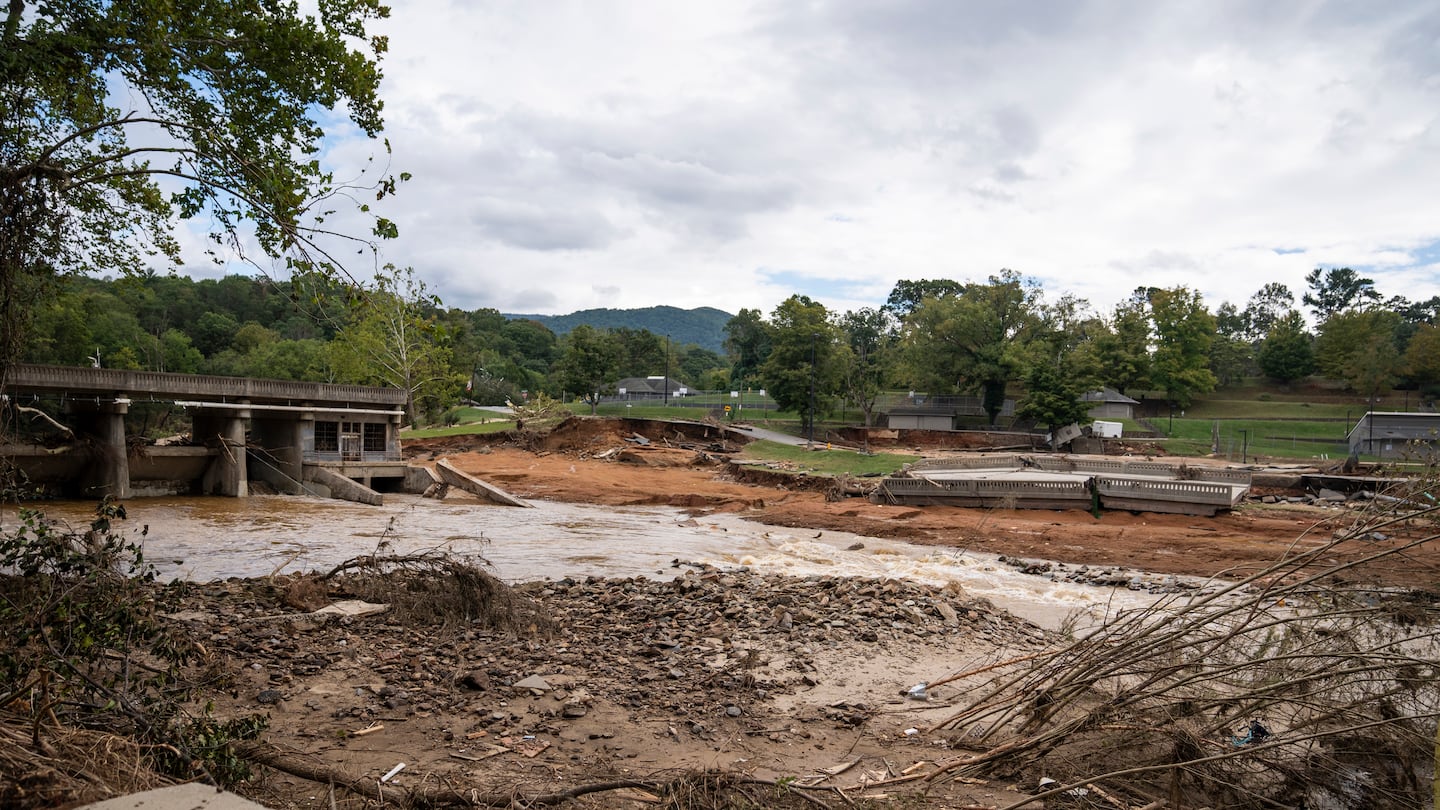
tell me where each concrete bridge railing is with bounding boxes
[5,364,406,407]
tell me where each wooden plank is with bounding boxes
[435,458,533,507]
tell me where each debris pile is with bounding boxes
[180,565,1047,726]
[996,555,1220,594]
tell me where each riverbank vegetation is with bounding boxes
[13,269,1436,458]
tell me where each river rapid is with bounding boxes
[3,494,1203,630]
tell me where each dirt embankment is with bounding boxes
[406,417,1440,588]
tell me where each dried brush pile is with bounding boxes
[321,547,556,634]
[0,711,175,808]
[926,475,1440,809]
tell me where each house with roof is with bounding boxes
[1081,387,1140,419]
[613,376,690,401]
[1347,412,1440,458]
[886,405,956,431]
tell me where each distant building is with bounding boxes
[1347,412,1440,458]
[1081,387,1139,419]
[614,376,689,400]
[886,406,955,431]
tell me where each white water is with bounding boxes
[4,494,1194,629]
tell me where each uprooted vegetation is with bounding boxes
[0,509,564,808]
[923,474,1440,808]
[0,499,267,807]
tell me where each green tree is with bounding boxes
[1148,286,1217,408]
[676,346,726,387]
[1213,301,1247,340]
[1403,323,1440,393]
[612,328,666,378]
[723,308,772,389]
[1208,335,1251,386]
[1016,362,1089,436]
[555,325,622,414]
[1315,310,1402,402]
[1086,290,1152,395]
[1256,311,1315,384]
[192,311,240,357]
[1303,267,1380,322]
[330,266,455,424]
[884,278,965,317]
[758,296,843,437]
[900,271,1042,423]
[1,0,397,370]
[1242,282,1296,342]
[838,307,895,427]
[500,319,561,383]
[153,328,203,374]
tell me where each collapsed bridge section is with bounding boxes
[876,455,1252,517]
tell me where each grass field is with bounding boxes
[1159,417,1351,461]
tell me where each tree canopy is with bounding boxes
[899,271,1042,423]
[758,296,843,437]
[1148,286,1218,408]
[1,0,398,366]
[1303,267,1379,322]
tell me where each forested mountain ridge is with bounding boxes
[504,306,733,353]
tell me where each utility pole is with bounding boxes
[808,333,818,446]
[663,334,670,408]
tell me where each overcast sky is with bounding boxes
[234,0,1440,321]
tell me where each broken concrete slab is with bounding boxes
[79,783,268,810]
[435,458,532,507]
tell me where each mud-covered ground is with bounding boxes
[116,417,1438,808]
[191,565,1050,808]
[405,417,1439,588]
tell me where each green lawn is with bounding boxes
[1157,417,1351,461]
[403,419,515,439]
[1175,399,1358,420]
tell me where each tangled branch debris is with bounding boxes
[926,474,1440,809]
[321,548,556,635]
[0,501,267,807]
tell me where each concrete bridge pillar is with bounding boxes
[68,398,131,499]
[195,405,249,497]
[249,411,307,493]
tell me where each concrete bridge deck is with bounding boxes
[3,364,409,502]
[879,455,1251,516]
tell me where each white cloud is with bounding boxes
[237,0,1440,319]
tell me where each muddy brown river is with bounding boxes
[3,494,1202,629]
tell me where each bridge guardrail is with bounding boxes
[6,364,406,407]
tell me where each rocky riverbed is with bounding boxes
[176,564,1053,808]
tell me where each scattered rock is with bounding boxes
[459,670,491,690]
[512,674,552,692]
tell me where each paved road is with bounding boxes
[726,423,811,446]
